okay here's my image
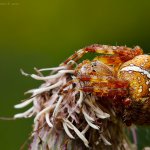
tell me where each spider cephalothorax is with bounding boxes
[62,44,150,125]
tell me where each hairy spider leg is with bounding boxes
[81,85,128,98]
[78,75,129,98]
[59,80,74,94]
[62,44,143,65]
[59,79,79,94]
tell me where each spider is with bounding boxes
[60,44,150,126]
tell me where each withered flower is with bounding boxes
[14,45,147,150]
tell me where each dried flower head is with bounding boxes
[14,44,147,150]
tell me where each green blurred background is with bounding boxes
[0,0,150,149]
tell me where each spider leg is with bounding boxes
[62,44,143,65]
[78,75,129,87]
[59,76,81,94]
[81,85,128,98]
[85,45,143,61]
[62,49,87,65]
[78,75,129,98]
[59,80,76,94]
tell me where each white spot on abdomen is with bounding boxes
[120,66,150,79]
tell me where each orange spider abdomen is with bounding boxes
[118,55,150,100]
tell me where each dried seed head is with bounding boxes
[14,61,134,150]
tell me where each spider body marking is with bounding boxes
[62,44,150,125]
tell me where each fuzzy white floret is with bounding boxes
[34,104,56,123]
[14,107,34,119]
[38,66,67,72]
[64,119,89,147]
[101,134,111,146]
[30,70,74,81]
[63,121,75,139]
[14,97,35,109]
[52,96,63,118]
[25,81,63,95]
[45,113,53,128]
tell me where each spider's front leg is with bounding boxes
[78,75,129,99]
[62,44,143,65]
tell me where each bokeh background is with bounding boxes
[0,0,150,149]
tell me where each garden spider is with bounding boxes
[60,44,150,125]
